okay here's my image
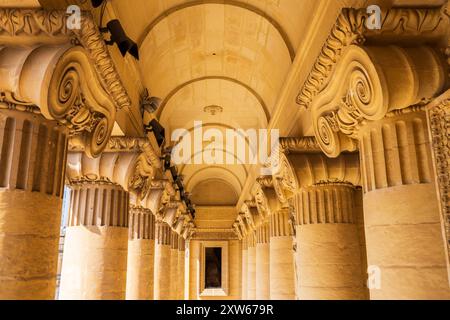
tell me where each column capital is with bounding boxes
[0,45,116,158]
[297,6,449,109]
[67,137,161,201]
[310,44,446,158]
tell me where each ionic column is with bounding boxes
[246,232,256,300]
[170,231,179,300]
[126,206,155,300]
[255,221,270,300]
[359,109,450,299]
[269,209,296,300]
[241,239,248,300]
[154,221,172,300]
[0,109,67,300]
[59,181,130,300]
[177,237,186,300]
[295,183,367,300]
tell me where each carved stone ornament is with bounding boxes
[272,153,299,205]
[252,182,270,219]
[67,137,161,200]
[0,9,133,158]
[426,93,450,263]
[297,6,449,109]
[311,45,446,158]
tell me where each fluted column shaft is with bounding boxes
[256,221,270,300]
[359,109,450,299]
[154,221,172,300]
[177,237,186,300]
[126,206,155,300]
[0,109,67,300]
[241,239,248,300]
[59,181,129,300]
[269,209,296,300]
[170,231,179,300]
[246,232,256,300]
[295,184,368,300]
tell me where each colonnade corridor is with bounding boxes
[0,0,449,302]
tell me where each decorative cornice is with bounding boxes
[296,7,449,109]
[256,176,273,188]
[279,137,321,153]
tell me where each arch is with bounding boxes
[185,166,244,191]
[137,0,295,61]
[178,148,250,176]
[157,76,270,123]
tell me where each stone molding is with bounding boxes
[279,137,322,153]
[155,221,172,246]
[293,183,356,226]
[0,108,68,196]
[256,221,270,244]
[270,209,293,238]
[359,107,433,193]
[68,181,129,228]
[296,6,449,109]
[129,205,155,240]
[427,93,450,262]
[171,232,179,250]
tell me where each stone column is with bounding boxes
[154,221,172,300]
[255,221,270,300]
[246,232,256,300]
[126,206,155,300]
[59,180,130,300]
[241,239,248,300]
[0,109,67,300]
[177,237,186,300]
[359,109,450,299]
[170,231,179,300]
[269,209,296,300]
[295,183,368,300]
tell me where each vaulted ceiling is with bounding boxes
[107,0,319,206]
[33,0,447,208]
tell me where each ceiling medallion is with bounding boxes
[203,105,223,116]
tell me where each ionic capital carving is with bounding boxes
[297,6,449,109]
[67,137,160,200]
[311,45,446,158]
[0,9,132,110]
[0,45,118,158]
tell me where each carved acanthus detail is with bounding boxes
[272,153,299,205]
[427,94,450,263]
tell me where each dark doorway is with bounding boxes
[205,247,222,288]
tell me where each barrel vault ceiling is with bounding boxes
[106,0,319,206]
[33,0,447,209]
